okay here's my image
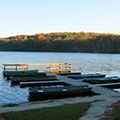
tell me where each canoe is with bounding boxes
[68,73,106,79]
[83,76,120,84]
[20,81,70,88]
[11,76,57,84]
[6,72,47,80]
[29,85,92,101]
[3,70,38,76]
[57,72,81,76]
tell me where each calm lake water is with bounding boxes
[0,51,120,106]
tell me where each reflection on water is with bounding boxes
[0,52,120,105]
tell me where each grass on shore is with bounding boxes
[110,105,120,120]
[2,102,90,120]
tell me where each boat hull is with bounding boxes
[6,72,47,80]
[29,86,92,101]
[3,70,38,77]
[11,76,57,84]
[84,76,120,84]
[69,73,106,79]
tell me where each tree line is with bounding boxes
[0,32,120,53]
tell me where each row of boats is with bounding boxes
[3,68,94,101]
[68,74,120,84]
[3,63,120,101]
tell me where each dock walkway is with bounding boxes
[58,75,120,95]
[58,75,120,120]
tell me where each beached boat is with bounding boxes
[83,76,120,84]
[20,81,70,88]
[68,73,106,79]
[29,85,92,101]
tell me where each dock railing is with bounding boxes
[3,62,72,73]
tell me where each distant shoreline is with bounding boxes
[0,50,120,54]
[0,32,120,53]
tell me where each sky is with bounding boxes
[0,0,120,37]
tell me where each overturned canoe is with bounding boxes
[29,85,92,101]
[68,73,106,79]
[83,76,120,84]
[20,81,70,88]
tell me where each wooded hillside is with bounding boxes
[0,32,120,53]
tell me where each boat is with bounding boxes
[11,75,57,84]
[57,72,81,76]
[3,70,38,77]
[29,85,92,101]
[6,72,47,80]
[83,76,120,84]
[68,73,106,79]
[20,81,70,88]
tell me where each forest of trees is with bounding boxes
[0,32,120,53]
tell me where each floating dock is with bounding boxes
[2,62,120,102]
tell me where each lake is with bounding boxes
[0,51,120,106]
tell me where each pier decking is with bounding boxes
[57,75,120,93]
[94,82,120,88]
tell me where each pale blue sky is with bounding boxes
[0,0,120,37]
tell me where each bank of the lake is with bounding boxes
[1,32,120,53]
[1,102,90,120]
